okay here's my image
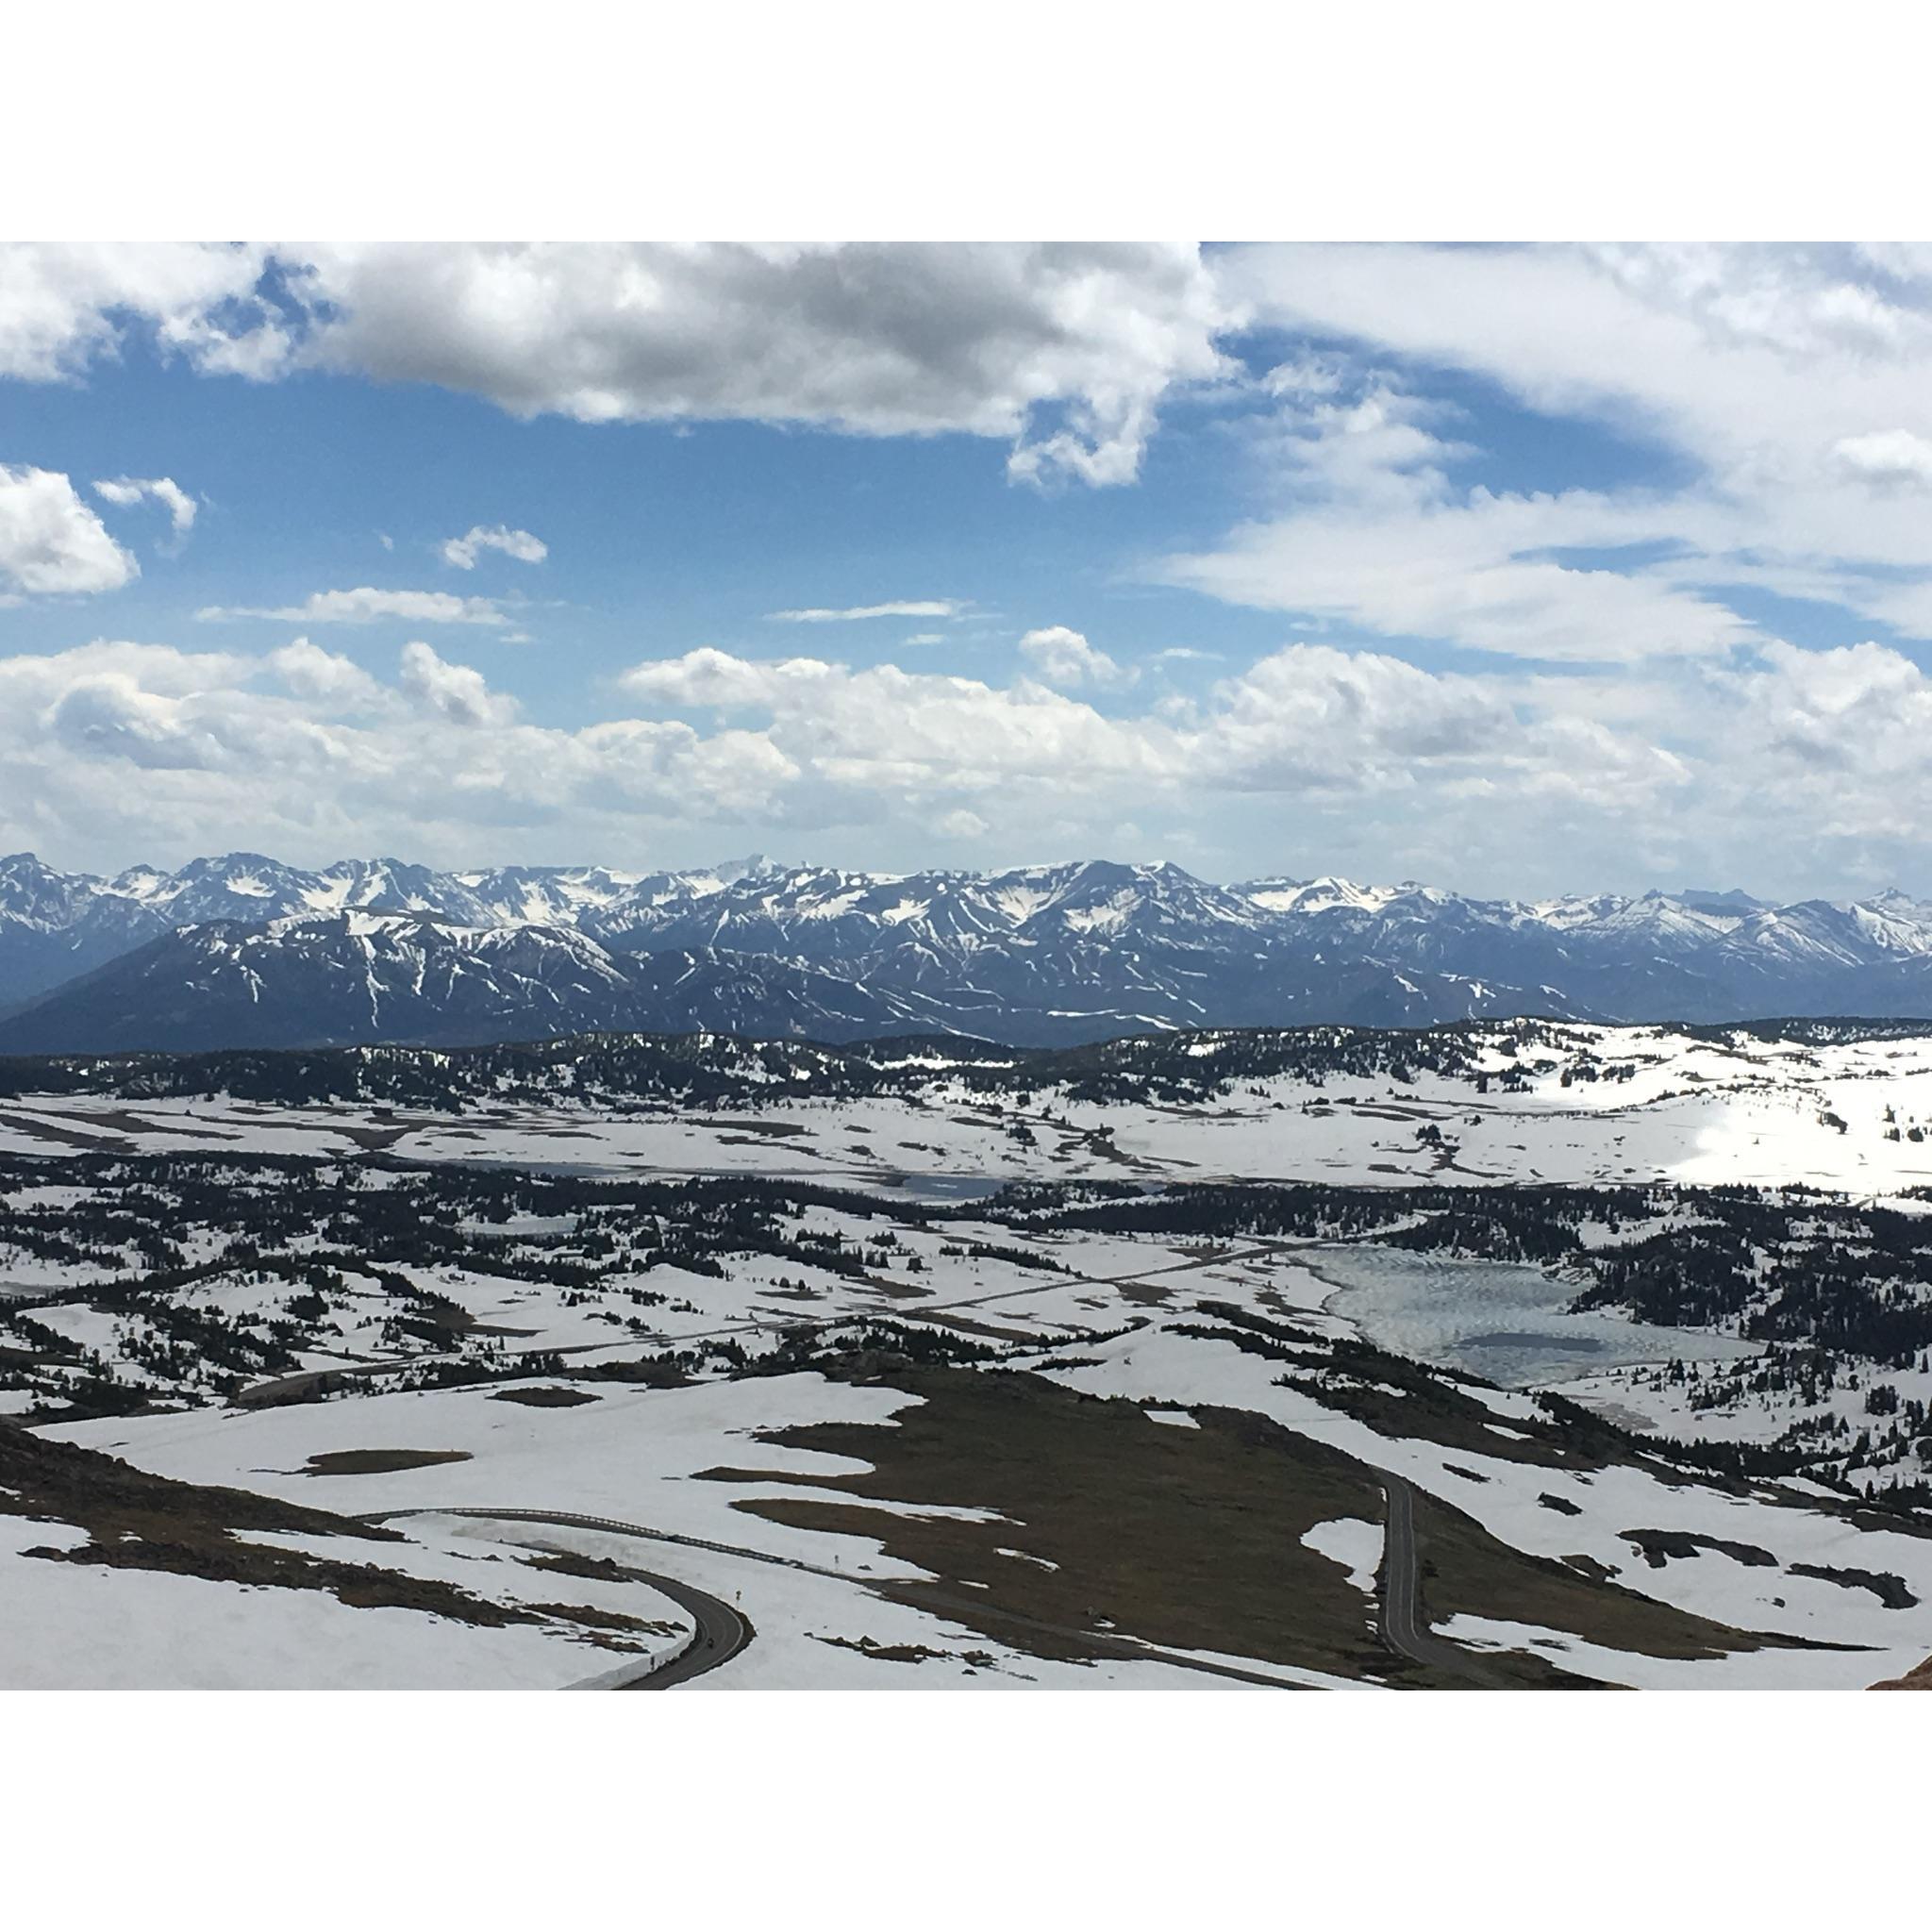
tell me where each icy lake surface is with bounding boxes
[1306,1244,1760,1389]
[882,1173,1006,1203]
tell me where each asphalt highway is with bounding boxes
[1378,1476,1507,1689]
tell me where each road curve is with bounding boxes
[381,1505,1298,1689]
[1378,1477,1507,1689]
[375,1507,752,1690]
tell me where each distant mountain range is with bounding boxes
[4,849,1932,1054]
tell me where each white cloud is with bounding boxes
[0,242,1236,489]
[1164,488,1756,663]
[0,243,289,381]
[1157,355,1757,664]
[1208,242,1932,650]
[0,464,139,595]
[767,599,967,623]
[902,632,945,646]
[269,639,385,708]
[615,641,1644,822]
[624,648,844,711]
[293,242,1236,488]
[197,588,513,626]
[441,524,548,570]
[397,641,517,726]
[45,675,216,771]
[5,629,1931,893]
[92,475,198,540]
[1017,625,1136,690]
[1830,429,1932,491]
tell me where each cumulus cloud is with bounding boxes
[0,464,139,595]
[440,525,547,569]
[767,599,967,623]
[92,475,198,539]
[397,641,517,726]
[269,639,385,708]
[615,641,1661,818]
[1831,429,1932,491]
[0,242,1235,489]
[197,588,513,626]
[292,242,1236,488]
[1206,645,1514,783]
[624,648,843,711]
[45,675,215,771]
[1018,625,1135,690]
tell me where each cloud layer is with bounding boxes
[3,625,1924,896]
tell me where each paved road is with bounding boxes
[608,1566,752,1690]
[1378,1477,1507,1689]
[376,1507,752,1690]
[385,1505,1298,1690]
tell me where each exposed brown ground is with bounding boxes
[710,1364,1825,1686]
[302,1448,474,1476]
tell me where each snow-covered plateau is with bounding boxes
[4,1016,1931,1690]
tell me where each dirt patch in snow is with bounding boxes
[1621,1527,1776,1569]
[302,1448,474,1476]
[1788,1561,1918,1609]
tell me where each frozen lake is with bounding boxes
[881,1173,1006,1203]
[1305,1243,1760,1389]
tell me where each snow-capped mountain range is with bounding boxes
[5,849,1932,1053]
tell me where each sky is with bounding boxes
[6,240,1932,899]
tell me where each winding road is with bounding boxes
[382,1504,1302,1690]
[372,1507,753,1689]
[608,1566,752,1690]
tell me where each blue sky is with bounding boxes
[7,242,1932,897]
